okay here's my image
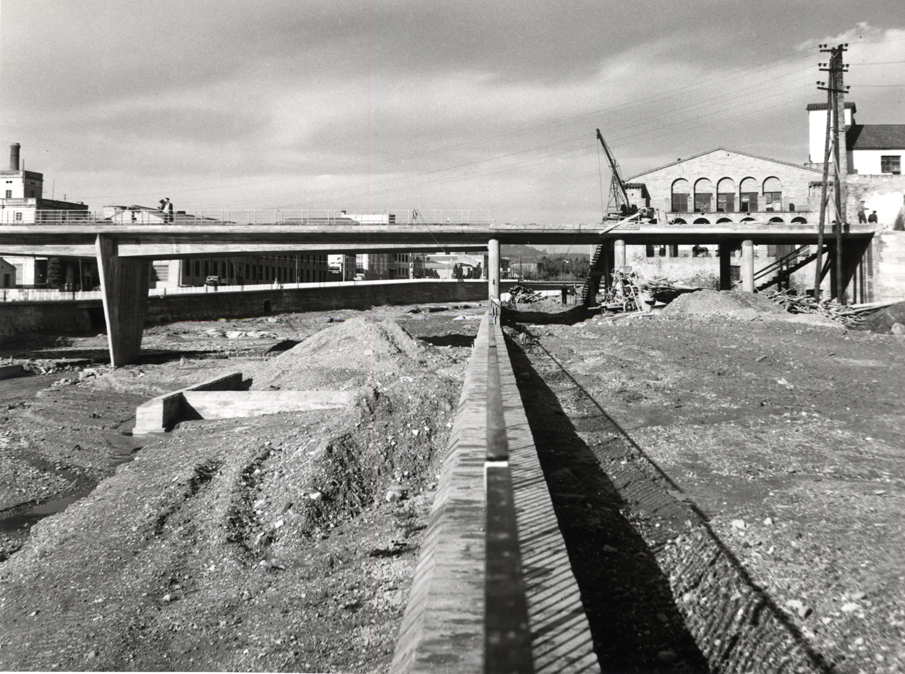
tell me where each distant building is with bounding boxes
[628,149,820,226]
[346,212,411,280]
[0,143,89,224]
[1,143,95,287]
[806,102,905,176]
[0,257,16,288]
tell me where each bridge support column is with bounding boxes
[741,240,755,293]
[614,239,626,270]
[719,245,733,290]
[488,238,500,302]
[96,235,149,366]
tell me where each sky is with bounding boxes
[1,0,903,225]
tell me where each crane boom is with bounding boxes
[596,128,630,215]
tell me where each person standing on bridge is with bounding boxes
[164,197,174,224]
[858,201,867,223]
[868,210,878,224]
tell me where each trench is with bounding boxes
[506,326,832,674]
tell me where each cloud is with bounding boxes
[1,1,902,223]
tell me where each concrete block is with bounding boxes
[0,364,24,380]
[181,390,354,419]
[133,372,243,435]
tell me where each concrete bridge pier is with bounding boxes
[488,238,500,301]
[96,235,149,366]
[614,239,626,270]
[741,240,755,293]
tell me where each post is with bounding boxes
[488,238,500,302]
[614,239,626,270]
[741,240,755,293]
[719,244,733,290]
[96,235,150,366]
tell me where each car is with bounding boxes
[205,275,220,287]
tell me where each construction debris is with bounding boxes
[763,290,881,327]
[506,285,544,305]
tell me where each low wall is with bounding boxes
[134,372,244,435]
[873,231,905,302]
[391,314,598,673]
[144,280,486,324]
[0,280,488,337]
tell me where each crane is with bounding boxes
[597,128,632,220]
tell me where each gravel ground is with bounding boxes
[0,295,902,673]
[512,294,905,674]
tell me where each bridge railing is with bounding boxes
[0,209,493,226]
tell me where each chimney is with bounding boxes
[10,143,20,170]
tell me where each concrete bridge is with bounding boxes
[0,220,876,365]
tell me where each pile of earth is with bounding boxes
[248,316,465,533]
[252,316,443,390]
[661,289,787,319]
[859,300,905,334]
[661,289,841,326]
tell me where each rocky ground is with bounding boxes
[0,294,903,673]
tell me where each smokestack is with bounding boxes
[10,143,20,170]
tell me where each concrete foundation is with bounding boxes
[133,372,355,434]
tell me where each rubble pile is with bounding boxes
[506,285,544,305]
[764,290,892,328]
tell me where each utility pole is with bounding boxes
[814,43,850,303]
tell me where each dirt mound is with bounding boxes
[247,316,462,531]
[661,289,788,320]
[859,300,905,334]
[251,316,438,390]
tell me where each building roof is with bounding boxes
[846,124,905,151]
[627,147,821,181]
[806,102,857,113]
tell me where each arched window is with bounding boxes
[717,178,736,212]
[694,178,714,213]
[739,177,759,213]
[671,179,690,213]
[768,216,785,223]
[716,217,733,224]
[693,217,711,224]
[763,177,782,212]
[791,216,807,224]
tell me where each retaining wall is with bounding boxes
[0,280,487,337]
[391,314,598,673]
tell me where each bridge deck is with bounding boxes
[0,222,876,259]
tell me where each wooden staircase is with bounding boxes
[580,243,607,305]
[755,245,828,292]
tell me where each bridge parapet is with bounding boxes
[0,208,493,226]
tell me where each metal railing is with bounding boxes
[0,209,494,226]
